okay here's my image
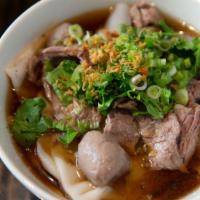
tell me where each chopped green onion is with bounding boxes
[184,58,191,68]
[77,120,90,134]
[168,53,175,61]
[83,31,91,42]
[168,65,177,76]
[130,74,147,91]
[160,58,166,66]
[175,88,189,105]
[59,129,78,145]
[147,52,154,59]
[146,85,162,99]
[68,24,84,43]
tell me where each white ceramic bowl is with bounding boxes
[1,0,200,199]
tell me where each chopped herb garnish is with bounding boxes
[12,98,79,147]
[12,98,52,147]
[45,59,78,106]
[12,21,200,147]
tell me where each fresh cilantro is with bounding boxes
[76,120,90,134]
[12,98,80,147]
[59,129,78,145]
[12,98,52,147]
[45,60,77,106]
[135,88,172,119]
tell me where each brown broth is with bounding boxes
[104,146,200,200]
[6,80,66,197]
[162,12,200,37]
[6,7,200,200]
[68,8,111,32]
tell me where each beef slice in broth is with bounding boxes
[139,104,200,170]
[139,113,183,170]
[104,111,140,154]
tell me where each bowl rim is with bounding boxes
[0,1,59,199]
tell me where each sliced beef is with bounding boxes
[104,111,140,154]
[77,131,130,186]
[139,104,200,170]
[113,99,136,111]
[174,104,191,123]
[41,45,90,64]
[20,23,83,86]
[174,104,200,164]
[139,114,183,170]
[48,23,70,46]
[42,46,81,59]
[188,79,200,104]
[129,0,162,28]
[43,81,68,120]
[43,81,102,128]
[27,55,43,85]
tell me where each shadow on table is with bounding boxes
[0,160,39,200]
[0,0,39,36]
